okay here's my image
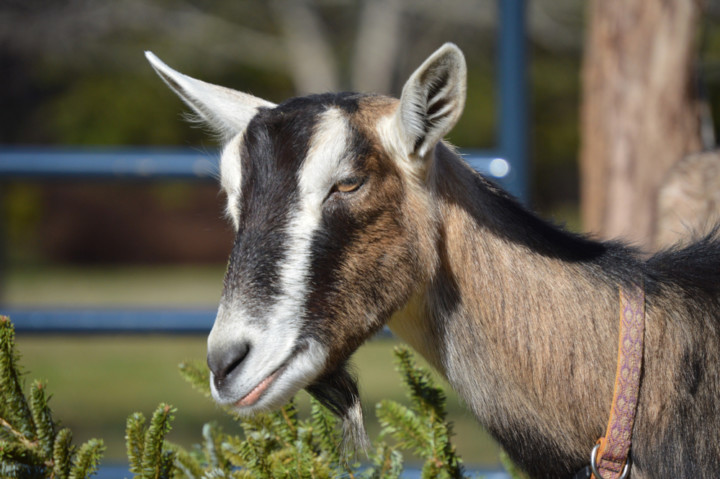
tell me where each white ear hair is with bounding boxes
[145,51,276,141]
[395,43,467,159]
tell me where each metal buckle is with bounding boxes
[590,443,631,479]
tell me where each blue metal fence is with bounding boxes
[0,147,523,334]
[0,146,218,180]
[0,146,520,192]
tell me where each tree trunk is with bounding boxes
[351,0,404,94]
[270,0,339,95]
[580,0,703,249]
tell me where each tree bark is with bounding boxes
[580,0,703,249]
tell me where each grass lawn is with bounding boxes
[4,265,502,468]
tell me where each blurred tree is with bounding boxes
[0,0,595,264]
[580,0,703,248]
[0,0,497,149]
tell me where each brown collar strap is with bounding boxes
[590,283,645,479]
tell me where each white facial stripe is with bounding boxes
[219,133,244,230]
[209,107,352,410]
[268,107,351,325]
[299,108,355,203]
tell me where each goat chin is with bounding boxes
[306,363,370,454]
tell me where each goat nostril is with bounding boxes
[207,342,251,383]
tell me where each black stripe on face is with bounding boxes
[222,105,318,313]
[221,93,365,316]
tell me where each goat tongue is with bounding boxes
[306,362,370,453]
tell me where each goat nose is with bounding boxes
[207,342,251,385]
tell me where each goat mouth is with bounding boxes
[234,365,285,407]
[233,341,309,408]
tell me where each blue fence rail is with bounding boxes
[0,146,520,189]
[0,146,218,180]
[0,146,522,334]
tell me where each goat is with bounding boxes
[146,44,720,478]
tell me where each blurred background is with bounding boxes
[2,0,588,270]
[2,0,720,471]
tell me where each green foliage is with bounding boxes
[0,316,35,439]
[53,428,74,478]
[125,404,177,479]
[1,316,527,477]
[0,316,106,478]
[374,347,464,479]
[69,439,105,479]
[178,397,359,478]
[178,360,213,401]
[170,348,470,478]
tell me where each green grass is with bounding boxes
[4,265,501,467]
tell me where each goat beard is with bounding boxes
[306,361,370,453]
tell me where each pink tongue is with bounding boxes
[236,370,280,407]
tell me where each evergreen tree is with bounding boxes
[1,315,527,478]
[0,316,105,478]
[175,346,468,478]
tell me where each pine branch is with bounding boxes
[275,400,298,446]
[126,411,147,474]
[157,449,176,479]
[292,423,319,478]
[390,346,465,479]
[0,416,36,450]
[171,444,205,479]
[202,422,229,470]
[236,419,274,477]
[0,316,36,438]
[220,434,248,468]
[0,452,46,479]
[202,469,228,479]
[68,438,105,479]
[30,380,57,458]
[375,400,429,455]
[1,316,107,478]
[361,443,403,479]
[52,428,74,479]
[231,469,257,479]
[394,346,446,420]
[0,439,46,468]
[309,397,342,465]
[140,403,176,479]
[178,360,212,400]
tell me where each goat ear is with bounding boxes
[395,43,467,159]
[145,51,275,141]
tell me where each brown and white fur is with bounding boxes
[147,44,720,478]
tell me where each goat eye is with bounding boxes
[335,176,364,194]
